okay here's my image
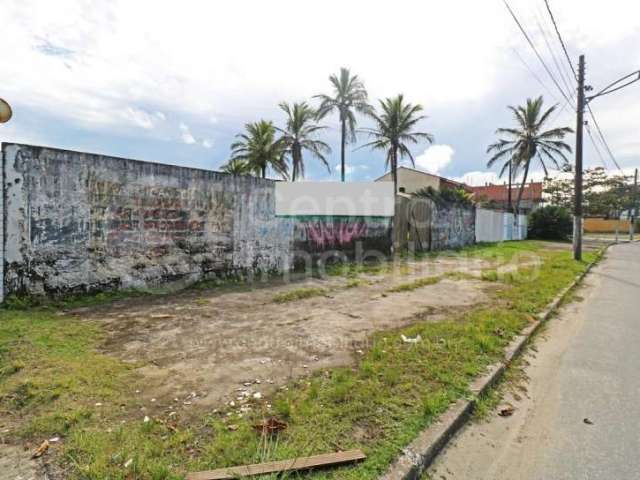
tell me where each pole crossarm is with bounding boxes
[587,70,640,102]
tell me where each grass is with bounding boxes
[272,287,328,303]
[0,242,600,480]
[387,276,443,292]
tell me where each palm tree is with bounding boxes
[314,68,372,182]
[227,120,288,179]
[487,96,572,217]
[277,102,331,181]
[359,94,434,194]
[220,157,250,176]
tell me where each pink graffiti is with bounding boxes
[304,221,368,248]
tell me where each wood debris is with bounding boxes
[186,449,366,480]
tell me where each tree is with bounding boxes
[277,102,331,181]
[528,205,573,240]
[220,157,251,176]
[544,167,634,218]
[359,94,434,194]
[487,96,572,218]
[225,120,288,179]
[314,68,372,182]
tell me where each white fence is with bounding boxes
[476,208,527,242]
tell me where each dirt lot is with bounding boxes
[69,255,502,413]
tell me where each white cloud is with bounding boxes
[334,163,368,176]
[122,107,165,129]
[2,0,640,172]
[455,171,501,187]
[202,139,213,149]
[181,132,196,144]
[413,144,454,174]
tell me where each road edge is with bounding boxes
[379,243,611,480]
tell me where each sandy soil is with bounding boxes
[68,255,500,413]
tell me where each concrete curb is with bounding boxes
[380,244,610,480]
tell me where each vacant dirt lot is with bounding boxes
[69,254,504,413]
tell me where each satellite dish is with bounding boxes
[0,98,13,123]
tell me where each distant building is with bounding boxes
[375,166,469,194]
[469,182,543,214]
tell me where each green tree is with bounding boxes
[220,157,251,176]
[528,205,573,240]
[544,167,634,218]
[277,102,331,181]
[359,94,434,194]
[314,68,372,182]
[487,96,572,217]
[225,120,288,179]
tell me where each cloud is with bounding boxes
[455,171,501,187]
[123,107,165,130]
[413,144,454,174]
[333,163,368,177]
[2,0,640,174]
[202,139,213,149]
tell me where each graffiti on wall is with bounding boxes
[430,205,476,250]
[302,219,368,249]
[292,216,392,264]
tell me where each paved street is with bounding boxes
[427,241,640,480]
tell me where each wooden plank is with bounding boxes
[186,449,366,480]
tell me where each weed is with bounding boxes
[272,287,327,303]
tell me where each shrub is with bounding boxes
[413,186,474,207]
[528,205,572,240]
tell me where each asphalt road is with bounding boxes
[427,241,640,480]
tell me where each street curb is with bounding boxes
[379,244,611,480]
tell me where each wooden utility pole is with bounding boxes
[631,168,638,241]
[573,55,585,261]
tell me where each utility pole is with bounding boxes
[573,55,585,261]
[631,168,638,241]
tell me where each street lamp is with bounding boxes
[0,97,12,123]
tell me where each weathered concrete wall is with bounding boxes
[1,143,394,297]
[291,216,392,267]
[430,204,476,250]
[2,143,294,296]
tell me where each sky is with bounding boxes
[1,0,639,185]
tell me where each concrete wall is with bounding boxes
[476,208,528,242]
[584,217,632,233]
[2,143,295,296]
[291,216,392,267]
[1,143,393,298]
[430,204,476,250]
[476,208,504,242]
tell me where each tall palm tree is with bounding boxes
[487,96,572,217]
[226,120,288,179]
[314,67,372,182]
[220,157,250,176]
[359,94,434,194]
[277,101,331,181]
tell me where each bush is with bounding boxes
[413,186,474,207]
[528,205,572,240]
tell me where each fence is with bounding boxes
[394,196,475,252]
[1,143,393,299]
[475,208,527,242]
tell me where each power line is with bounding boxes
[586,104,623,173]
[534,6,575,103]
[543,0,578,81]
[585,122,609,170]
[502,0,575,108]
[511,47,560,103]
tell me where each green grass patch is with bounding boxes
[0,242,598,479]
[0,309,136,440]
[387,276,443,292]
[272,287,328,303]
